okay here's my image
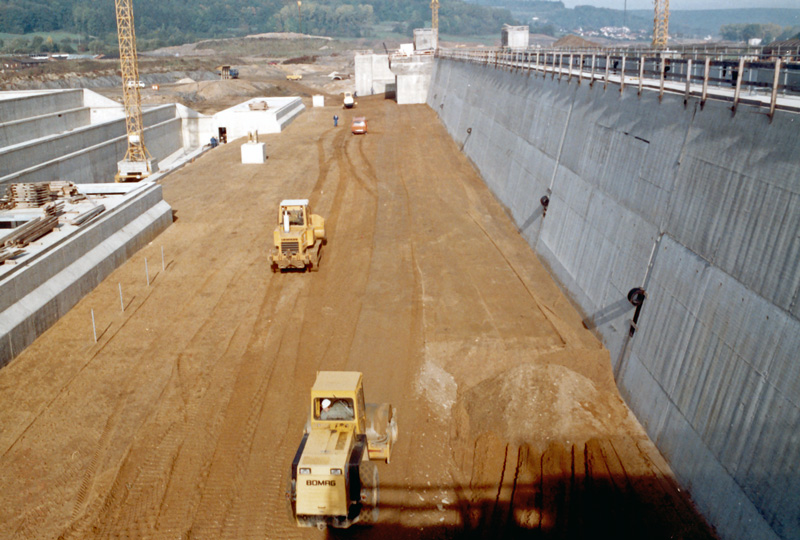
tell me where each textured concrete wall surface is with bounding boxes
[414,28,438,51]
[0,105,176,178]
[428,58,800,540]
[0,107,91,148]
[0,89,83,123]
[1,115,183,187]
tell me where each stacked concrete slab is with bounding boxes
[429,58,800,540]
[0,90,90,148]
[0,89,179,367]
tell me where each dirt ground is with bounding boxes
[0,86,718,538]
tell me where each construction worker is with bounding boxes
[333,114,339,127]
[320,398,353,420]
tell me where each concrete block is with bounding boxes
[413,28,438,51]
[501,24,529,49]
[390,55,434,105]
[355,54,395,97]
[312,95,324,107]
[241,142,267,164]
[213,97,304,141]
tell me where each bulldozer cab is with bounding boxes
[310,372,366,434]
[278,200,308,232]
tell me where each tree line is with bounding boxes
[0,0,515,54]
[719,23,799,44]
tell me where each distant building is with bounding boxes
[501,24,529,49]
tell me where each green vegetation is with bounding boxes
[719,23,799,43]
[0,0,516,55]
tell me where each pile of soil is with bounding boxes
[553,34,603,48]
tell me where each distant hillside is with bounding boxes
[629,7,800,36]
[0,0,515,54]
[465,0,800,39]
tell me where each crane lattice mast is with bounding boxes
[431,0,439,31]
[652,0,669,48]
[115,0,152,181]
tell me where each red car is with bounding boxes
[351,117,367,135]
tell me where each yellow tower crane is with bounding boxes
[431,0,439,31]
[114,0,154,182]
[652,0,669,48]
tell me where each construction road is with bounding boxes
[0,95,717,539]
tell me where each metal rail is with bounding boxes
[436,47,800,118]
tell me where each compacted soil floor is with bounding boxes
[0,94,717,539]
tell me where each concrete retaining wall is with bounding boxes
[0,107,91,148]
[0,89,83,123]
[1,114,183,186]
[0,184,172,367]
[0,105,176,178]
[428,58,800,540]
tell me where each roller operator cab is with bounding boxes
[288,371,398,529]
[270,199,326,272]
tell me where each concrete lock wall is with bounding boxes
[1,111,184,187]
[0,89,84,123]
[428,58,800,540]
[0,105,177,179]
[0,107,91,148]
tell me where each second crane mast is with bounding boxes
[431,0,439,32]
[114,0,153,182]
[652,0,669,48]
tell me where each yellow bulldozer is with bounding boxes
[270,199,326,272]
[288,371,398,529]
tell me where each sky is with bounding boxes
[561,0,799,9]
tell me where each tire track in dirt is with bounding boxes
[184,275,308,538]
[309,126,344,206]
[466,210,567,347]
[343,134,378,198]
[71,408,123,521]
[0,250,267,538]
[151,277,303,538]
[58,253,277,538]
[170,118,367,539]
